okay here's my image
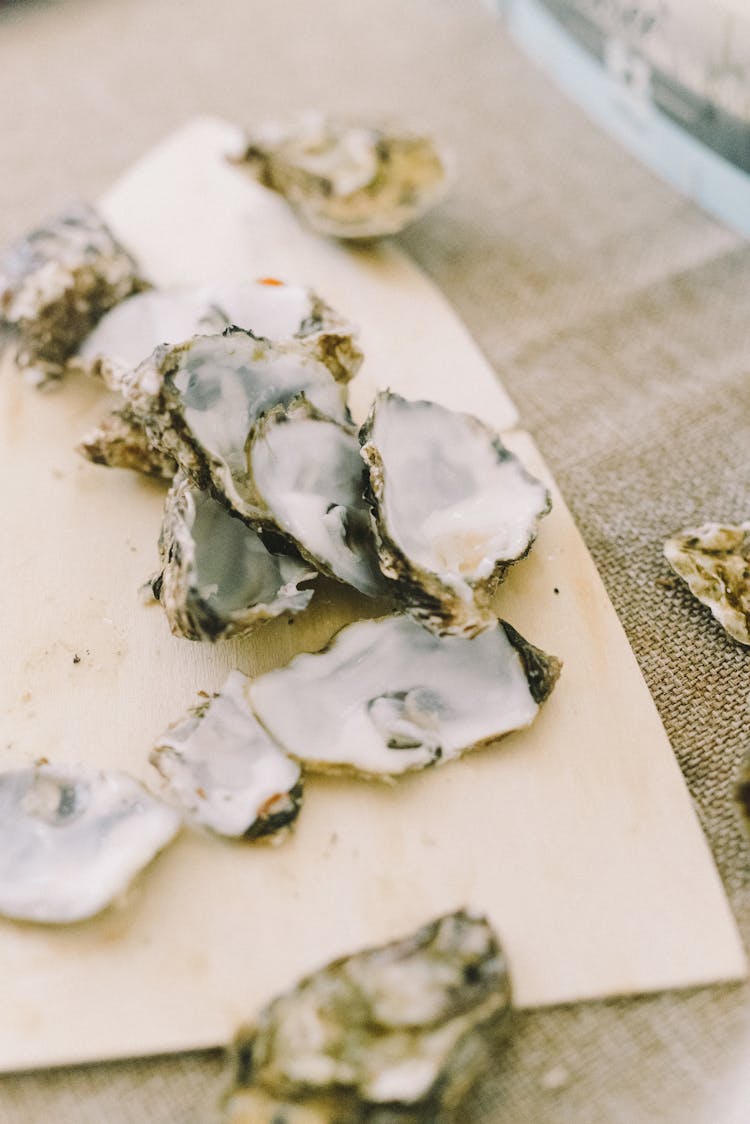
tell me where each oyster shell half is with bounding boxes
[153,472,316,642]
[249,614,560,778]
[664,521,750,646]
[226,910,511,1124]
[78,402,177,479]
[234,113,450,240]
[0,202,147,386]
[72,279,362,387]
[361,392,551,637]
[0,764,180,924]
[150,671,303,840]
[245,396,391,598]
[118,330,351,522]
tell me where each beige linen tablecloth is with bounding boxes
[1,0,749,1120]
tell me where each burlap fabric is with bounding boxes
[1,0,748,1120]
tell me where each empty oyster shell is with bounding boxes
[245,396,390,598]
[118,330,352,522]
[150,671,303,840]
[234,113,450,240]
[664,522,750,646]
[360,392,551,637]
[0,202,147,386]
[153,472,316,642]
[76,281,360,481]
[0,764,180,924]
[72,279,362,387]
[249,614,560,778]
[78,402,177,479]
[226,910,511,1124]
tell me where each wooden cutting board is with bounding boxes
[0,117,744,1072]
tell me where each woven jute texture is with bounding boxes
[1,0,749,1120]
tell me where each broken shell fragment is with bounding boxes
[72,279,362,387]
[234,113,450,240]
[360,392,551,637]
[226,910,511,1124]
[118,330,351,522]
[0,764,180,924]
[78,402,177,479]
[0,202,147,386]
[664,521,750,646]
[246,396,390,598]
[249,614,560,778]
[154,472,316,642]
[150,671,303,840]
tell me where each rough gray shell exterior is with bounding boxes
[664,521,750,646]
[77,403,177,479]
[290,289,364,384]
[152,473,316,642]
[501,619,563,705]
[226,910,511,1124]
[0,202,148,385]
[234,113,450,240]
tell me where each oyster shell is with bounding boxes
[153,472,316,642]
[360,392,551,637]
[118,330,352,522]
[226,910,511,1124]
[72,279,362,387]
[664,522,750,646]
[150,671,303,840]
[0,764,180,924]
[234,113,450,240]
[78,402,177,479]
[245,396,390,598]
[249,614,560,778]
[0,202,147,386]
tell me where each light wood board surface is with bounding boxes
[0,118,744,1073]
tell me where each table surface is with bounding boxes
[1,1,749,1121]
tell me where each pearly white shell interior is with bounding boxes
[249,404,385,597]
[188,487,314,618]
[172,334,349,478]
[249,615,539,775]
[77,280,319,377]
[0,766,181,924]
[367,394,550,586]
[151,671,300,837]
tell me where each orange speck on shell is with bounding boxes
[258,792,285,817]
[257,277,285,286]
